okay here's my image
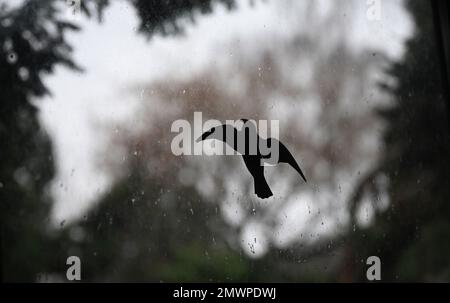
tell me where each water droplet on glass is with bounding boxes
[7,52,17,64]
[18,67,29,80]
[2,18,12,27]
[248,243,255,254]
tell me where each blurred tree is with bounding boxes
[0,0,81,281]
[56,157,250,282]
[0,0,234,282]
[345,0,450,282]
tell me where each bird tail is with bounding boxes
[254,174,273,199]
[290,157,307,183]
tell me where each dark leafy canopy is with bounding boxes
[0,0,234,282]
[346,0,450,281]
[133,0,235,36]
[81,0,235,35]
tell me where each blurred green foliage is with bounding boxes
[0,0,79,281]
[346,0,450,282]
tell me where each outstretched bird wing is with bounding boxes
[278,141,307,183]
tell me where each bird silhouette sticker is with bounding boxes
[196,119,307,199]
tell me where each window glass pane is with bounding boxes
[1,0,448,282]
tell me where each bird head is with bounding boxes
[196,125,223,142]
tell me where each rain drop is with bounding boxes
[7,52,17,64]
[18,67,29,80]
